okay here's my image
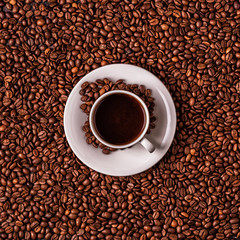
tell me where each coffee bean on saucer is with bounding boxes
[102,148,110,154]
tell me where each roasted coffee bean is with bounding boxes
[1,0,240,239]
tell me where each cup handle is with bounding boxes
[140,138,155,153]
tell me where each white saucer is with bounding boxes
[64,64,176,176]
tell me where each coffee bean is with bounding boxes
[171,220,178,228]
[189,98,195,107]
[71,67,78,74]
[37,19,45,26]
[197,63,206,69]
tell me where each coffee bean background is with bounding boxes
[1,0,240,239]
[80,79,156,154]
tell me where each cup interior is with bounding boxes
[89,90,150,149]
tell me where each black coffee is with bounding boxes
[94,93,146,145]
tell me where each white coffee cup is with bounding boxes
[89,90,155,153]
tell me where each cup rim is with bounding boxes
[89,90,150,149]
